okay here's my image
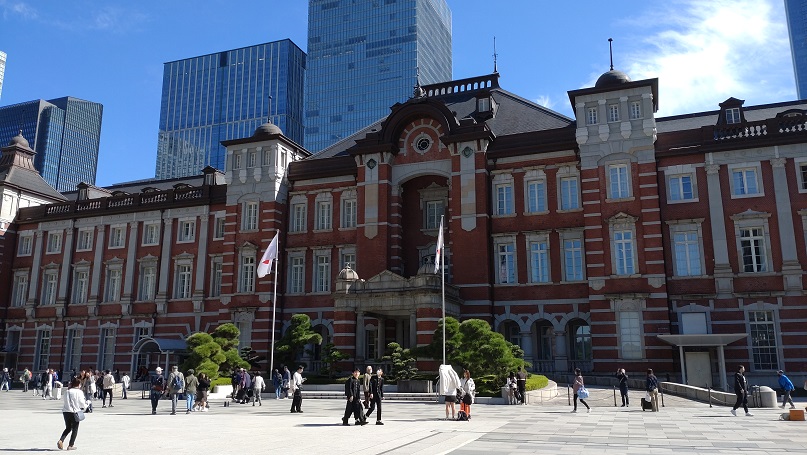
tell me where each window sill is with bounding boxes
[605,197,635,203]
[557,208,583,214]
[312,228,333,233]
[559,280,587,284]
[666,198,699,204]
[108,246,125,250]
[669,275,710,280]
[75,249,92,253]
[239,229,259,234]
[310,291,331,295]
[736,271,776,277]
[523,211,550,216]
[610,274,641,279]
[211,238,224,242]
[338,226,357,232]
[492,213,517,218]
[176,240,195,244]
[288,230,308,235]
[730,192,764,199]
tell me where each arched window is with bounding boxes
[568,320,592,361]
[534,320,554,361]
[499,321,520,347]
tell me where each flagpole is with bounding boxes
[440,215,446,367]
[269,238,280,375]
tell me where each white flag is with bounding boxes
[434,217,443,274]
[257,231,279,278]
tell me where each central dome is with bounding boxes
[8,131,31,149]
[253,122,283,138]
[595,70,631,88]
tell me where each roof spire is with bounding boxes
[608,38,614,71]
[493,36,499,74]
[413,66,425,98]
[267,95,273,124]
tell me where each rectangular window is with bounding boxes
[175,264,192,299]
[316,201,332,230]
[497,243,515,284]
[340,252,356,271]
[673,232,702,276]
[98,328,116,371]
[34,330,51,371]
[586,107,598,125]
[46,232,62,254]
[732,168,759,196]
[608,104,620,122]
[240,255,255,293]
[527,180,546,213]
[243,202,259,231]
[726,107,741,124]
[560,177,580,210]
[291,203,306,232]
[630,101,642,119]
[42,270,58,305]
[142,223,160,246]
[341,199,357,229]
[248,151,256,168]
[614,230,635,275]
[619,311,642,359]
[109,226,125,248]
[18,235,33,256]
[749,311,778,370]
[77,229,93,251]
[178,220,196,242]
[669,174,694,201]
[105,268,122,302]
[740,227,767,272]
[210,260,223,297]
[425,200,444,229]
[139,265,156,301]
[563,239,584,281]
[213,216,226,239]
[263,149,272,166]
[496,184,514,215]
[73,270,89,304]
[529,240,549,283]
[315,254,331,292]
[12,273,28,307]
[289,256,304,294]
[233,153,242,170]
[609,164,630,199]
[799,163,807,191]
[65,328,82,374]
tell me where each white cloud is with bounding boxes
[620,0,795,115]
[0,0,38,20]
[534,95,556,110]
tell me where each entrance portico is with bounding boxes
[657,333,747,391]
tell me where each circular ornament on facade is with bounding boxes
[367,158,377,169]
[461,146,474,157]
[416,137,431,152]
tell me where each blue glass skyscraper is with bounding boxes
[156,39,306,179]
[0,97,103,192]
[786,0,807,99]
[304,0,452,152]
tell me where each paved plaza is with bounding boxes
[0,387,805,454]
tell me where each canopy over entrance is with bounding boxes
[130,337,188,378]
[658,333,748,391]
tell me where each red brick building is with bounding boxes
[1,70,806,389]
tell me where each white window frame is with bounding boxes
[732,212,772,274]
[138,261,157,301]
[76,228,94,251]
[11,270,28,307]
[288,252,305,294]
[339,246,356,271]
[108,225,126,249]
[747,309,779,371]
[613,229,636,276]
[525,232,550,284]
[618,310,643,360]
[668,173,697,202]
[64,326,83,374]
[233,153,242,170]
[492,173,515,216]
[46,231,62,254]
[17,233,33,256]
[313,250,331,293]
[667,219,706,277]
[315,197,332,231]
[607,163,631,200]
[586,106,598,125]
[213,214,226,240]
[728,163,763,198]
[794,157,807,194]
[210,256,223,297]
[524,169,548,215]
[34,328,51,371]
[725,107,741,124]
[493,235,517,285]
[98,326,116,371]
[242,201,259,231]
[424,200,444,230]
[629,101,642,120]
[560,230,585,282]
[72,267,90,304]
[177,219,196,243]
[104,264,123,302]
[608,104,620,123]
[248,151,257,168]
[558,170,581,211]
[173,256,194,299]
[290,195,307,233]
[239,248,257,293]
[341,194,357,229]
[41,269,58,305]
[142,222,160,246]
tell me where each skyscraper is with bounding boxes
[304,0,452,152]
[155,39,306,179]
[0,97,103,192]
[0,51,6,101]
[785,0,807,99]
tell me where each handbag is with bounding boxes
[75,410,86,422]
[644,391,652,401]
[577,387,589,399]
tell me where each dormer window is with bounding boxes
[726,107,741,124]
[478,97,490,112]
[718,98,745,125]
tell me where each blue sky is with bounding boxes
[0,0,796,187]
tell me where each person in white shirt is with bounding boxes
[57,377,87,450]
[289,365,305,413]
[43,369,54,400]
[120,372,130,399]
[252,372,266,406]
[102,370,115,408]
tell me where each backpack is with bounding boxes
[172,374,184,392]
[457,410,469,421]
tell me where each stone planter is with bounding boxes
[396,380,433,393]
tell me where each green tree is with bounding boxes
[181,323,249,379]
[320,343,349,378]
[274,314,323,367]
[382,342,418,381]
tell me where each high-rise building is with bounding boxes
[785,0,807,99]
[155,39,306,179]
[304,0,452,152]
[0,51,6,100]
[0,97,103,192]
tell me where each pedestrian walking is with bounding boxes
[362,365,373,408]
[272,369,283,399]
[289,365,305,413]
[195,372,210,411]
[437,364,461,420]
[80,370,94,413]
[101,370,115,407]
[616,368,629,407]
[365,369,384,424]
[572,368,591,413]
[342,368,367,425]
[150,367,165,415]
[165,366,185,415]
[1,368,10,391]
[184,369,199,413]
[56,377,87,451]
[459,369,476,419]
[646,368,659,412]
[252,372,265,406]
[516,366,527,405]
[43,369,54,399]
[22,368,31,393]
[120,372,130,399]
[730,365,753,417]
[777,370,796,409]
[506,372,518,405]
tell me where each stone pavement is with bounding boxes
[0,386,805,454]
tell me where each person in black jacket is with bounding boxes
[365,369,384,425]
[342,368,367,426]
[731,365,753,417]
[616,368,629,407]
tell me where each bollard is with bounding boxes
[613,385,617,407]
[660,387,665,408]
[708,385,712,408]
[224,401,229,407]
[567,384,571,406]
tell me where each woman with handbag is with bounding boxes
[459,369,476,419]
[571,368,591,413]
[57,377,87,450]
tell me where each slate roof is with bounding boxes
[0,139,66,202]
[657,100,807,133]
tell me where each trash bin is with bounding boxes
[749,385,777,408]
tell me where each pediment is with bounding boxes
[366,270,408,284]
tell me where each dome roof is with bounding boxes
[253,122,283,138]
[337,264,360,281]
[595,69,632,88]
[8,131,31,149]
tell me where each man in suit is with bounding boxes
[289,365,305,413]
[365,369,384,425]
[342,368,367,426]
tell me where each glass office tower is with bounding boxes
[304,0,452,152]
[156,39,306,179]
[786,0,807,99]
[0,51,6,101]
[0,97,103,192]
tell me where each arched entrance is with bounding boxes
[130,337,187,381]
[567,319,592,373]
